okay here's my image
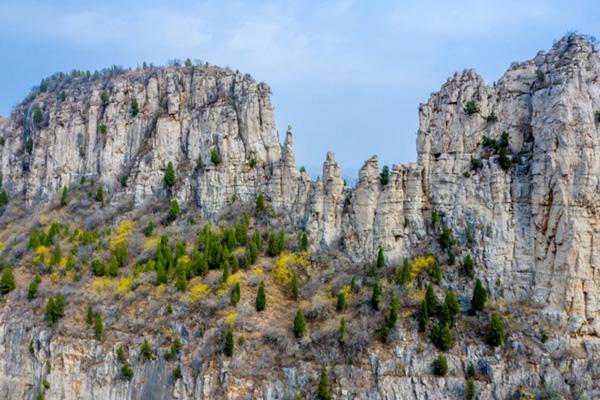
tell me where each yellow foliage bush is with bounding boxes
[33,245,51,266]
[254,266,263,276]
[187,282,212,304]
[177,255,190,268]
[217,273,241,295]
[117,276,134,293]
[49,271,60,284]
[91,277,117,294]
[226,311,237,326]
[144,236,159,251]
[410,255,436,284]
[109,220,134,251]
[272,252,309,286]
[153,284,166,300]
[340,284,353,300]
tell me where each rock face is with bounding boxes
[0,34,600,399]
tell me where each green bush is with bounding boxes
[0,191,8,207]
[298,232,309,251]
[267,229,285,256]
[397,257,410,286]
[290,272,300,300]
[142,338,153,359]
[431,259,442,284]
[210,148,222,165]
[425,284,438,314]
[167,200,180,222]
[471,279,487,313]
[438,226,455,251]
[0,266,16,294]
[116,345,126,364]
[39,79,48,92]
[255,192,266,214]
[46,294,66,324]
[231,282,241,306]
[95,185,105,206]
[470,157,482,170]
[86,306,94,325]
[33,106,44,127]
[122,362,134,381]
[317,367,333,400]
[535,69,545,82]
[432,355,448,376]
[483,112,498,122]
[60,186,68,207]
[293,309,306,338]
[380,165,390,185]
[464,100,478,115]
[130,98,139,116]
[498,147,512,170]
[487,313,505,347]
[380,295,399,341]
[417,299,429,332]
[466,377,476,400]
[595,111,600,123]
[444,291,461,325]
[172,365,182,380]
[255,281,266,311]
[100,92,109,106]
[376,247,385,269]
[170,336,182,357]
[91,260,106,277]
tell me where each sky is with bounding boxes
[0,1,598,178]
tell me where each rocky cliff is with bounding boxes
[0,34,599,399]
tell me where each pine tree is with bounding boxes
[425,284,438,315]
[339,317,346,343]
[108,256,119,277]
[142,338,153,359]
[28,274,41,300]
[376,247,385,268]
[156,261,168,285]
[293,309,306,338]
[95,185,105,207]
[298,232,309,251]
[431,259,442,284]
[210,148,222,165]
[290,272,300,300]
[130,98,139,116]
[255,281,266,311]
[46,294,66,324]
[167,200,180,222]
[398,257,411,286]
[0,266,16,294]
[145,221,155,237]
[463,254,475,278]
[417,299,429,332]
[86,305,94,325]
[431,322,454,351]
[94,312,103,339]
[164,161,176,188]
[231,282,241,306]
[175,263,188,291]
[317,367,333,400]
[432,355,448,376]
[60,186,68,207]
[221,262,230,284]
[444,290,461,325]
[438,226,455,251]
[466,377,476,400]
[224,328,234,356]
[380,295,399,341]
[471,279,487,313]
[379,165,390,185]
[371,280,382,310]
[336,291,346,311]
[487,313,505,347]
[255,192,265,214]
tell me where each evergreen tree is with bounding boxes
[156,261,168,285]
[255,192,266,214]
[172,365,182,380]
[339,317,346,343]
[471,279,487,313]
[317,367,333,400]
[431,322,454,351]
[463,254,475,278]
[33,105,44,127]
[231,282,241,306]
[175,263,188,291]
[108,256,119,277]
[444,290,461,325]
[46,294,66,324]
[210,148,222,165]
[255,281,266,311]
[224,327,234,356]
[417,299,429,332]
[86,305,94,325]
[487,313,505,347]
[60,186,68,207]
[432,355,448,376]
[95,185,105,207]
[293,309,306,338]
[290,272,300,300]
[94,312,103,339]
[438,226,455,251]
[221,262,230,284]
[466,377,476,400]
[379,165,390,185]
[371,280,382,310]
[167,200,180,222]
[431,259,442,284]
[298,232,309,251]
[397,257,411,286]
[121,362,133,381]
[141,338,153,359]
[0,266,16,294]
[130,98,139,116]
[164,161,176,188]
[380,295,399,341]
[28,274,41,300]
[376,247,385,269]
[425,284,438,315]
[0,191,7,207]
[145,221,154,237]
[336,291,346,311]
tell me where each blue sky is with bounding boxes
[0,1,598,177]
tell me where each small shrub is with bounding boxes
[255,192,266,214]
[470,157,482,170]
[464,100,478,115]
[466,377,476,400]
[172,365,181,380]
[33,106,44,127]
[86,306,94,325]
[100,92,109,106]
[431,210,439,227]
[210,148,222,165]
[484,112,498,122]
[298,232,309,251]
[0,191,6,208]
[142,338,153,359]
[417,299,429,332]
[339,317,346,342]
[95,185,105,206]
[94,312,103,339]
[397,257,410,286]
[498,148,512,170]
[535,69,545,82]
[463,255,475,278]
[145,221,154,237]
[122,362,134,381]
[462,171,470,178]
[438,226,455,251]
[595,111,600,123]
[249,158,256,168]
[290,272,300,300]
[431,259,442,284]
[371,280,382,310]
[425,284,438,315]
[432,355,448,376]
